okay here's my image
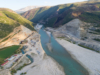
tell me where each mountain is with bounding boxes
[0,8,34,39]
[21,6,51,21]
[21,1,100,28]
[15,6,43,13]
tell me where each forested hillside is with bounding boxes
[0,8,34,39]
[22,1,100,28]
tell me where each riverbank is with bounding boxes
[25,54,65,75]
[55,38,100,75]
[41,29,89,75]
[14,27,65,75]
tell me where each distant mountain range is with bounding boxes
[15,6,43,13]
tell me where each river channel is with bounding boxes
[39,28,89,75]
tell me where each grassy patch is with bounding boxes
[0,45,20,65]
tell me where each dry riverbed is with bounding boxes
[56,38,100,75]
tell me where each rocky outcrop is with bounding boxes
[57,19,88,39]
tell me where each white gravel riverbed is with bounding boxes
[56,38,100,75]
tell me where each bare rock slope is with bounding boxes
[46,19,100,52]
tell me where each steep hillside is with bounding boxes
[21,6,51,21]
[22,1,100,28]
[0,8,34,39]
[21,4,73,27]
[0,25,34,49]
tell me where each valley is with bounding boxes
[45,24,100,75]
[0,0,100,75]
[0,25,65,75]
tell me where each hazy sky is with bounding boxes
[0,0,87,10]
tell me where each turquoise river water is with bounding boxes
[39,28,89,75]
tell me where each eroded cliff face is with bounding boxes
[57,19,88,39]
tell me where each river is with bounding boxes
[39,28,89,75]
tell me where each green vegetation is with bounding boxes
[89,31,99,34]
[22,2,100,28]
[62,13,73,25]
[0,30,21,43]
[80,12,100,23]
[41,6,58,20]
[45,17,57,27]
[78,44,94,50]
[11,64,27,75]
[57,37,73,43]
[20,72,27,75]
[2,36,10,42]
[22,4,74,27]
[0,8,34,39]
[58,4,73,14]
[17,64,28,70]
[95,29,100,32]
[31,7,51,23]
[0,36,10,43]
[94,38,100,42]
[78,44,99,53]
[11,69,17,75]
[0,45,20,65]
